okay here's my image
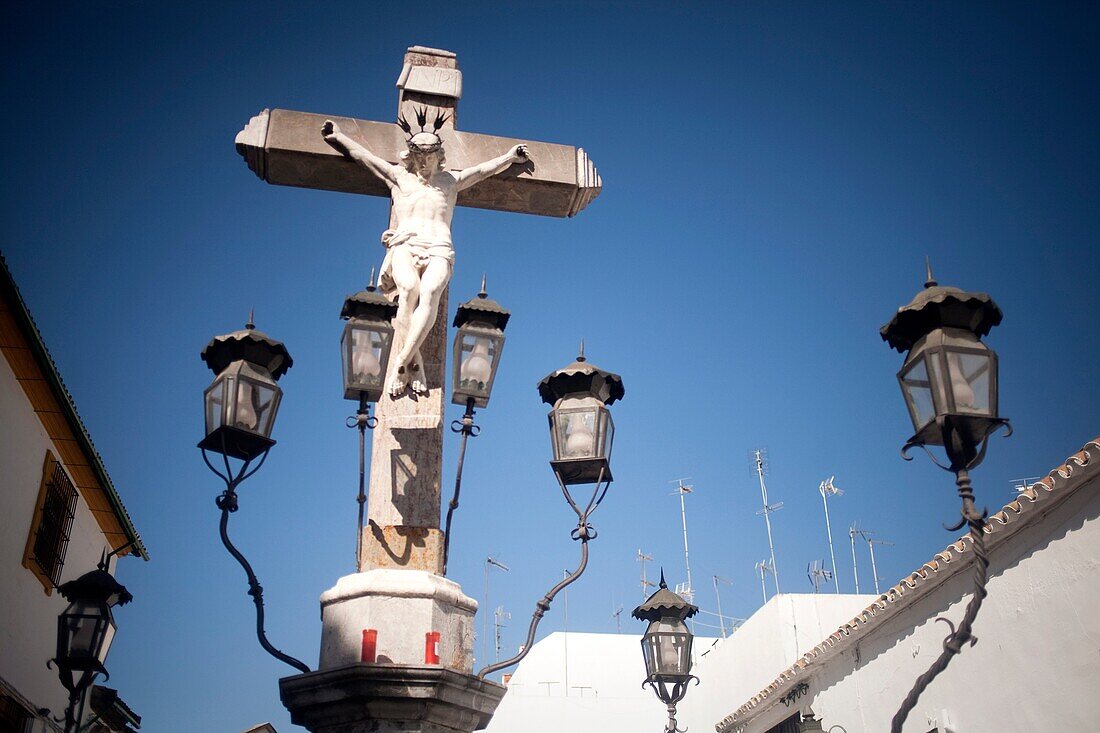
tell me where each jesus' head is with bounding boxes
[402,132,446,177]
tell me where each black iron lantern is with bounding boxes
[50,568,132,733]
[537,344,624,485]
[452,276,510,408]
[199,314,292,461]
[634,572,698,733]
[341,278,398,404]
[881,265,1012,733]
[880,265,1008,469]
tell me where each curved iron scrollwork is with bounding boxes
[346,396,377,569]
[780,681,810,708]
[201,435,311,675]
[477,467,609,678]
[442,398,479,575]
[642,675,700,733]
[890,416,1009,733]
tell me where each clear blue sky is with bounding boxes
[2,2,1097,730]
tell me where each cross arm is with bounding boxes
[235,108,602,218]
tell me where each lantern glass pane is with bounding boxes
[946,350,993,416]
[230,377,278,437]
[642,621,693,677]
[61,601,104,661]
[601,412,615,462]
[97,615,116,665]
[204,378,226,436]
[556,407,599,459]
[345,325,388,392]
[900,356,935,430]
[457,333,498,397]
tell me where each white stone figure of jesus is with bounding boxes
[322,116,528,397]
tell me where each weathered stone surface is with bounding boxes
[319,570,476,672]
[280,664,506,733]
[360,521,444,573]
[364,295,447,540]
[235,109,601,217]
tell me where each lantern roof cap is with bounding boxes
[201,312,293,380]
[341,270,399,322]
[631,570,698,621]
[58,568,133,607]
[537,341,625,406]
[880,264,1003,353]
[453,274,510,330]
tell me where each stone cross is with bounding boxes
[235,46,601,576]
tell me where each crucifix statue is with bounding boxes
[235,46,601,580]
[321,109,528,397]
[235,49,601,724]
[238,44,602,730]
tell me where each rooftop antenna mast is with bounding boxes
[713,575,733,638]
[867,537,895,595]
[636,549,655,599]
[483,556,509,666]
[849,522,870,593]
[611,602,623,634]
[1010,476,1041,496]
[669,478,696,604]
[754,559,774,605]
[493,605,510,662]
[752,449,782,595]
[822,473,844,594]
[807,560,833,594]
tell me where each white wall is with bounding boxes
[681,594,875,732]
[730,468,1100,733]
[485,631,716,733]
[0,357,117,727]
[482,596,873,733]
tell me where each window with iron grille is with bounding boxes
[0,690,32,732]
[23,451,78,590]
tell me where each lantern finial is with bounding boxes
[246,307,255,330]
[924,257,937,289]
[367,267,377,292]
[479,273,488,298]
[577,339,586,363]
[659,568,667,589]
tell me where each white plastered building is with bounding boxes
[482,435,1100,733]
[0,254,147,732]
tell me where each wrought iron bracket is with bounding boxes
[201,434,311,675]
[477,468,609,678]
[442,398,479,575]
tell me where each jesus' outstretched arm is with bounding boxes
[322,120,398,188]
[454,144,529,190]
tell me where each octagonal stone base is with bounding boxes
[280,663,506,733]
[320,570,476,672]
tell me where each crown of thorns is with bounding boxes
[397,107,450,153]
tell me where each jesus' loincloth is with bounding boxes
[377,229,455,297]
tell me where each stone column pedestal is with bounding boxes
[280,664,506,733]
[319,569,476,672]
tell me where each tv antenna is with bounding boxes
[1010,476,1041,495]
[611,602,624,634]
[754,559,774,606]
[669,478,695,604]
[636,549,655,599]
[866,537,894,595]
[849,523,872,594]
[712,575,734,638]
[818,476,843,595]
[807,560,833,593]
[493,605,510,662]
[752,449,782,596]
[483,556,509,665]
